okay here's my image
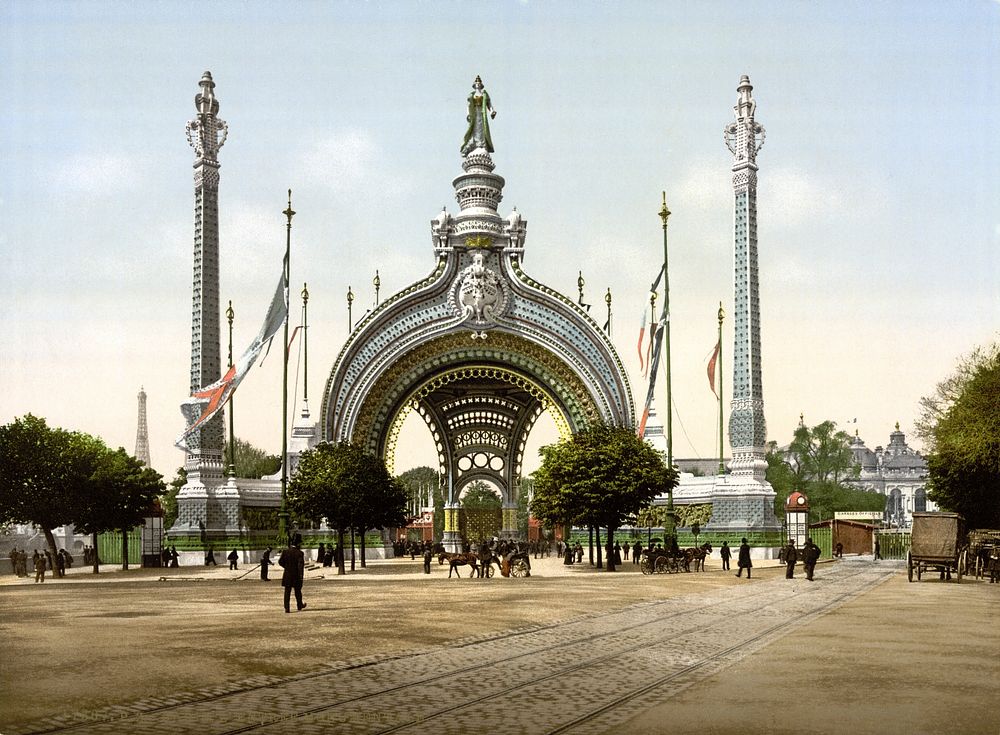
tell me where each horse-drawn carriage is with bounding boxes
[907,511,967,583]
[639,543,711,575]
[438,548,531,578]
[967,529,1000,580]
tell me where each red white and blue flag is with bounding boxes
[636,264,665,374]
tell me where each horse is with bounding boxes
[437,552,480,578]
[684,542,713,572]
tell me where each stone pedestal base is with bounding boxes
[170,475,243,540]
[705,475,783,532]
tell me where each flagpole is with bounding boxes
[604,288,612,336]
[373,270,380,306]
[717,302,725,475]
[226,300,235,477]
[659,192,676,545]
[279,190,295,547]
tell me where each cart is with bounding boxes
[907,511,967,583]
[639,549,683,575]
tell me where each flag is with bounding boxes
[707,338,721,397]
[637,303,668,436]
[175,269,288,450]
[637,264,665,373]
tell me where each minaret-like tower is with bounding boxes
[709,75,780,533]
[724,74,767,481]
[134,386,151,467]
[184,70,228,479]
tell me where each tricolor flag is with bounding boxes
[707,338,721,397]
[176,269,288,451]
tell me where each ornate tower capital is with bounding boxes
[186,71,228,175]
[724,74,765,186]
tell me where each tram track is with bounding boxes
[14,565,890,735]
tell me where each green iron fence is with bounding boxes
[96,529,142,565]
[875,530,911,560]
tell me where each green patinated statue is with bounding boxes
[461,75,496,155]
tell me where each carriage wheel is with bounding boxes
[906,551,913,583]
[639,555,653,575]
[511,558,530,577]
[916,561,922,581]
[671,557,682,573]
[654,556,670,574]
[484,562,494,578]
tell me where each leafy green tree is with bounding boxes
[163,467,186,529]
[786,420,859,485]
[532,423,676,571]
[397,466,442,541]
[918,343,1000,529]
[75,447,164,572]
[231,437,281,479]
[765,440,798,515]
[516,477,533,539]
[0,415,99,562]
[288,442,402,574]
[461,481,502,511]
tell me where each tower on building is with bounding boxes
[134,386,151,467]
[708,75,781,533]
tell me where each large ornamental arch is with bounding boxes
[320,78,633,545]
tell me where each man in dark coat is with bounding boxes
[802,537,820,581]
[422,545,433,574]
[260,547,273,581]
[227,548,239,570]
[735,538,752,579]
[719,541,732,570]
[784,540,798,579]
[278,534,306,613]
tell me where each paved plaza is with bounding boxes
[1,555,997,734]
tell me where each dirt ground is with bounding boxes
[1,555,997,733]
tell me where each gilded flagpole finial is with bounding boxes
[718,301,725,324]
[283,189,295,224]
[659,191,671,227]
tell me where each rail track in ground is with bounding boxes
[8,560,894,735]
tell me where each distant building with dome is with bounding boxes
[847,424,934,528]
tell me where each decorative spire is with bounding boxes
[461,75,497,156]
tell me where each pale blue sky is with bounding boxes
[2,1,998,480]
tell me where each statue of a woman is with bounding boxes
[461,75,496,155]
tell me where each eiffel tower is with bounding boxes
[135,386,151,467]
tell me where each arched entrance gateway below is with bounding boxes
[320,77,633,550]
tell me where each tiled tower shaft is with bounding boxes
[725,75,767,482]
[185,71,228,475]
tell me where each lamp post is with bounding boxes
[347,286,354,332]
[226,300,235,477]
[717,302,725,475]
[373,270,381,306]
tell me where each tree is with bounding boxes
[75,447,164,572]
[163,467,186,529]
[918,342,1000,529]
[288,442,402,574]
[765,440,798,515]
[231,437,282,479]
[460,481,502,511]
[0,415,99,562]
[786,421,859,485]
[532,423,676,571]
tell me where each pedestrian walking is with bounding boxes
[34,552,46,583]
[260,547,273,581]
[227,548,239,570]
[874,537,882,560]
[205,546,217,566]
[803,537,820,581]
[633,540,642,564]
[719,541,732,570]
[278,534,306,613]
[423,545,433,574]
[783,540,797,579]
[170,545,180,567]
[835,542,843,558]
[735,537,752,579]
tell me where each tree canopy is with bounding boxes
[918,342,1000,529]
[0,414,164,570]
[288,442,406,569]
[786,420,859,485]
[532,423,676,570]
[460,481,502,511]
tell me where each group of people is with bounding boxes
[315,542,345,568]
[780,537,822,580]
[8,548,74,582]
[159,546,181,567]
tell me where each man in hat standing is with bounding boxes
[279,534,307,613]
[802,537,821,581]
[783,539,798,579]
[735,538,752,579]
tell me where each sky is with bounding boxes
[2,1,998,484]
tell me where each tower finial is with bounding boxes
[461,75,497,155]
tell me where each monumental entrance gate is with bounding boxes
[320,78,634,550]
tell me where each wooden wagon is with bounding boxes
[907,511,967,583]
